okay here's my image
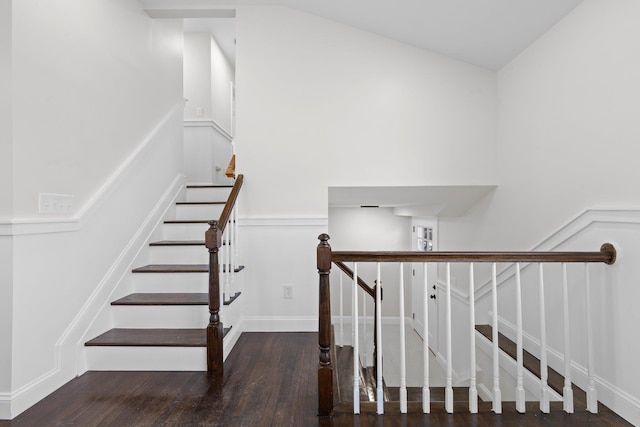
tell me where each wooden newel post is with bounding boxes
[317,234,333,417]
[206,220,223,378]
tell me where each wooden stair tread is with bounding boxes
[149,240,205,246]
[111,293,208,306]
[186,184,233,188]
[132,264,244,273]
[176,201,225,205]
[148,240,231,246]
[85,327,232,347]
[85,328,207,347]
[475,324,587,407]
[164,220,211,224]
[164,219,236,224]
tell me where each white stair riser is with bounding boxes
[149,246,209,264]
[86,346,207,371]
[112,306,209,328]
[163,223,210,240]
[133,273,207,293]
[184,187,231,202]
[175,204,224,220]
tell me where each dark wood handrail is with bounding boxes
[218,174,243,234]
[333,261,375,299]
[204,174,244,380]
[332,243,616,264]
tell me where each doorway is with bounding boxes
[411,218,439,354]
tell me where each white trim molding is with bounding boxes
[475,208,640,300]
[0,102,185,237]
[239,217,328,227]
[184,119,232,142]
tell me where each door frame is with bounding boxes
[411,217,439,353]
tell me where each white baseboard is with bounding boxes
[0,365,67,419]
[477,383,493,403]
[594,375,640,426]
[475,330,562,402]
[223,317,244,361]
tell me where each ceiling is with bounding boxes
[143,0,583,70]
[329,186,497,217]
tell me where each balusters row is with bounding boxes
[218,204,239,304]
[336,260,598,415]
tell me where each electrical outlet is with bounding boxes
[39,193,75,214]
[284,285,293,299]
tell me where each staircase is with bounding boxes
[84,183,241,370]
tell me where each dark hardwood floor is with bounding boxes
[0,332,631,426]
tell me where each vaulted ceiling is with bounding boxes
[142,0,583,70]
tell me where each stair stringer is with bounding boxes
[475,330,562,403]
[70,175,186,375]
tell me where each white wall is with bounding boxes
[328,207,411,319]
[238,220,325,332]
[440,0,640,254]
[183,126,234,184]
[235,5,497,219]
[0,236,12,404]
[11,0,183,218]
[210,34,234,134]
[183,32,235,134]
[184,33,212,120]
[1,0,184,419]
[0,0,12,221]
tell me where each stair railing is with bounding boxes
[317,233,616,417]
[205,173,243,378]
[333,261,379,368]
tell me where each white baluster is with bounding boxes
[445,263,453,413]
[353,263,360,414]
[234,198,239,270]
[224,225,231,303]
[339,272,344,347]
[491,263,502,414]
[469,263,478,413]
[539,264,550,413]
[219,227,226,303]
[363,283,367,366]
[399,263,407,413]
[515,263,525,413]
[422,262,430,413]
[585,263,598,413]
[376,262,384,414]
[562,263,574,413]
[229,207,236,298]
